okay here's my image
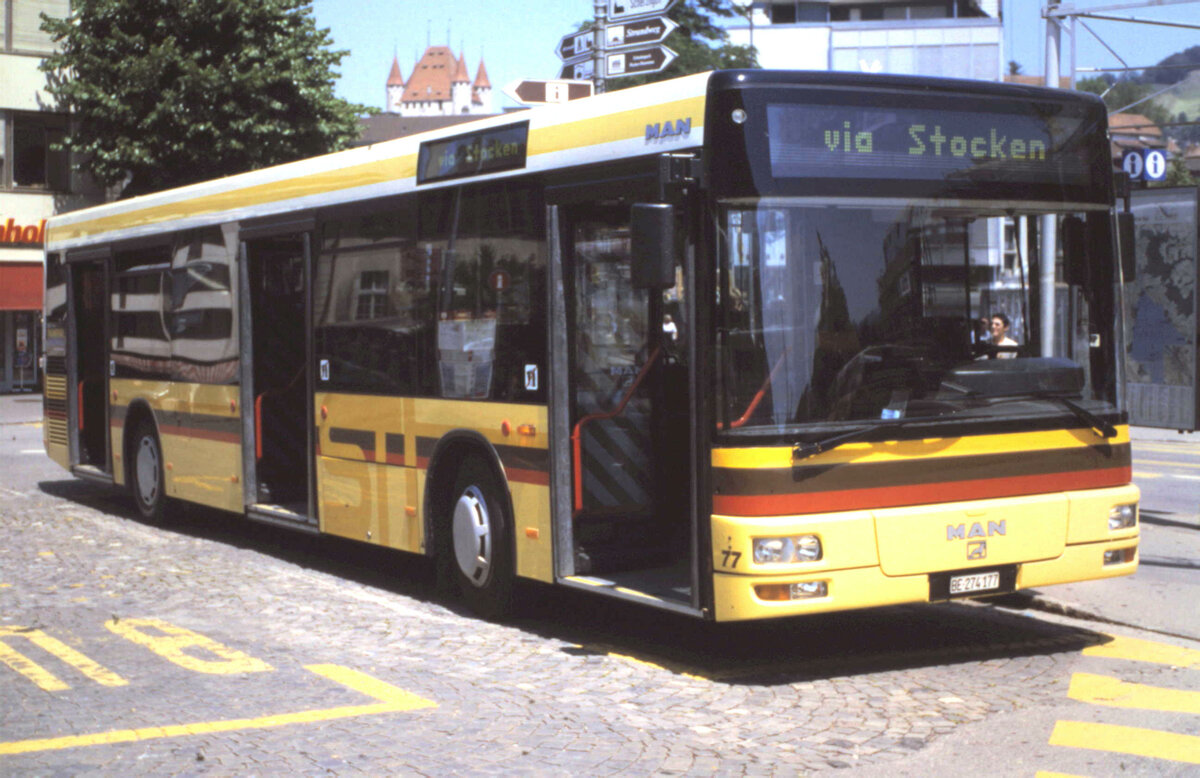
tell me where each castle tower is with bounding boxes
[472,60,492,114]
[390,44,495,117]
[386,56,405,114]
[451,52,471,114]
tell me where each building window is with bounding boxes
[8,114,69,190]
[771,2,798,23]
[770,2,828,23]
[354,270,390,321]
[6,0,70,54]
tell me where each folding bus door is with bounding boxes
[67,257,112,479]
[239,229,318,530]
[555,202,694,605]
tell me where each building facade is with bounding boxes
[385,46,493,117]
[730,0,1003,82]
[1,0,103,392]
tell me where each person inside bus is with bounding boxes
[988,312,1018,358]
[662,313,678,342]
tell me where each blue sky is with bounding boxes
[311,0,1200,111]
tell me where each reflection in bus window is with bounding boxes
[719,204,1116,431]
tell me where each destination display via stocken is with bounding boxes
[766,103,1103,187]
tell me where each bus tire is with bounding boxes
[446,457,514,619]
[130,419,167,523]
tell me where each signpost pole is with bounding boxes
[594,0,607,94]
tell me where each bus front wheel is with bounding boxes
[130,420,167,523]
[446,458,514,619]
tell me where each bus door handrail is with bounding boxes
[718,346,788,430]
[254,367,306,461]
[570,346,661,515]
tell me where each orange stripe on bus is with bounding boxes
[505,467,550,487]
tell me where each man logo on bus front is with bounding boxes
[967,541,987,560]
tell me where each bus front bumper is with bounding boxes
[710,484,1140,622]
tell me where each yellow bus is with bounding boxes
[43,70,1139,620]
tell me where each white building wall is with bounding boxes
[831,22,1002,80]
[0,56,56,111]
[728,26,830,70]
[727,6,1004,82]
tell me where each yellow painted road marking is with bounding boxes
[1069,672,1200,714]
[1132,471,1163,479]
[1132,459,1200,470]
[0,628,127,691]
[0,664,434,756]
[1035,772,1090,778]
[1084,635,1200,668]
[1134,444,1200,455]
[106,618,272,674]
[1049,721,1200,764]
[579,643,709,681]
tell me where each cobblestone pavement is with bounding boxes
[1,412,1112,776]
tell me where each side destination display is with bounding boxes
[418,122,529,184]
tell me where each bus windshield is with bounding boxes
[716,201,1120,435]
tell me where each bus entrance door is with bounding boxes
[240,232,317,530]
[563,208,691,600]
[68,258,111,478]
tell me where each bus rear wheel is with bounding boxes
[446,458,514,619]
[130,420,167,523]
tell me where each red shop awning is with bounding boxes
[0,263,43,311]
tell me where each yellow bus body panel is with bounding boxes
[872,494,1067,576]
[109,379,244,513]
[43,372,69,469]
[711,426,1132,469]
[315,393,553,583]
[710,484,1140,622]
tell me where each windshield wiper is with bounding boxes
[791,393,1116,463]
[1035,394,1117,439]
[793,420,912,462]
[934,390,1118,439]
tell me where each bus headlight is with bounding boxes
[755,581,829,601]
[753,535,822,564]
[1104,547,1136,565]
[1108,504,1137,531]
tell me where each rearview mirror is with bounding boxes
[630,203,675,289]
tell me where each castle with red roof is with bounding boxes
[386,46,492,116]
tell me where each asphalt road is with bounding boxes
[1023,426,1200,642]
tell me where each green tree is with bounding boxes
[1160,153,1194,187]
[1076,77,1172,127]
[1142,45,1200,85]
[603,0,757,90]
[41,0,369,197]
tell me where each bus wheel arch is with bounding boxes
[425,434,515,619]
[123,402,168,523]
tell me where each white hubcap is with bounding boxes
[136,435,160,507]
[452,485,491,587]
